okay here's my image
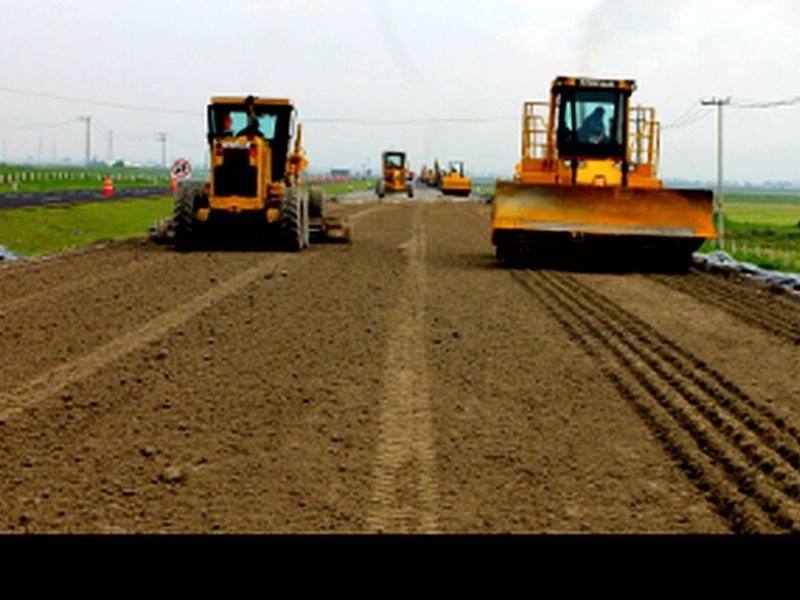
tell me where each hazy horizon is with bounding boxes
[1,0,798,183]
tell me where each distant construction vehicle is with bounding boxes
[440,160,472,197]
[418,159,442,188]
[376,151,413,199]
[172,95,348,251]
[491,76,715,266]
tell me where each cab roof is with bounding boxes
[210,96,294,107]
[552,76,636,92]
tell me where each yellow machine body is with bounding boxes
[171,95,349,250]
[440,161,472,197]
[383,151,409,192]
[206,96,306,217]
[376,151,413,198]
[491,76,715,260]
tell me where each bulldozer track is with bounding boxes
[649,271,800,345]
[368,206,440,533]
[512,268,800,533]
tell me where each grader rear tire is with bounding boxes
[309,188,327,219]
[280,188,308,252]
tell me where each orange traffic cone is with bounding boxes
[103,177,113,197]
[169,176,178,193]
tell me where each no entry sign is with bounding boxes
[171,158,192,180]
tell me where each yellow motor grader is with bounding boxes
[491,76,715,266]
[172,95,348,251]
[375,150,414,199]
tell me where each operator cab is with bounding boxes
[207,96,295,189]
[554,77,634,160]
[383,152,406,169]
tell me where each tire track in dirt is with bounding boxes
[649,271,800,345]
[512,268,800,532]
[368,205,440,533]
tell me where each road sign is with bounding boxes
[171,158,192,181]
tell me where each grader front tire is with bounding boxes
[173,183,206,252]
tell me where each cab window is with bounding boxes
[557,89,625,157]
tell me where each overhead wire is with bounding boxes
[661,102,714,131]
[0,85,199,116]
[730,96,800,109]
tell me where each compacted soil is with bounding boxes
[1,192,798,533]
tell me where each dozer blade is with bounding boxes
[492,181,715,246]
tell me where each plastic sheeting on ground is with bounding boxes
[695,251,800,292]
[0,245,19,261]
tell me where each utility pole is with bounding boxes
[155,133,168,168]
[701,97,730,251]
[108,130,114,163]
[77,116,92,166]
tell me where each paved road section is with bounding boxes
[0,187,170,209]
[0,192,798,532]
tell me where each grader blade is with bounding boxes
[309,216,352,243]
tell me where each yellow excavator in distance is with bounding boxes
[491,76,715,267]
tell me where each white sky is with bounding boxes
[0,0,798,183]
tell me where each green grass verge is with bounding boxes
[0,197,173,257]
[701,193,800,272]
[0,182,373,258]
[0,164,174,193]
[314,180,375,196]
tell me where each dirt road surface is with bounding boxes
[1,190,799,533]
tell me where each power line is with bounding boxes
[304,116,518,125]
[662,101,701,129]
[1,84,517,125]
[0,116,78,130]
[662,103,714,131]
[0,85,199,116]
[730,96,800,109]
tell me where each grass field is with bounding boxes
[0,180,376,258]
[0,164,174,193]
[701,192,800,272]
[0,196,173,257]
[314,179,375,196]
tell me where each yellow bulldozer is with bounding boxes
[376,151,414,199]
[440,160,472,197]
[491,76,715,267]
[172,95,348,251]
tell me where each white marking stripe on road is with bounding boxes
[369,205,440,533]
